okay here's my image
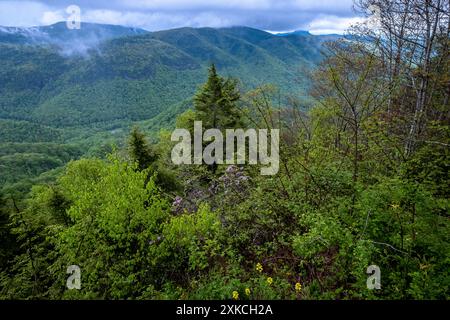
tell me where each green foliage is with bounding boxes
[0,193,17,271]
[0,120,62,143]
[1,22,448,301]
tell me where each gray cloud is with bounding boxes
[0,0,360,34]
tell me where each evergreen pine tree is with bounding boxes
[128,127,180,191]
[194,64,241,130]
[128,127,157,171]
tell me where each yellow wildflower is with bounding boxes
[256,263,263,273]
[232,291,239,300]
[266,277,273,286]
[245,288,251,296]
[295,282,302,292]
[390,204,400,210]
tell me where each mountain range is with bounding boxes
[0,22,339,192]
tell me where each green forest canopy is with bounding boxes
[0,0,449,300]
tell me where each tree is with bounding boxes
[128,127,180,192]
[353,0,449,157]
[312,41,388,186]
[194,64,242,130]
[128,126,157,171]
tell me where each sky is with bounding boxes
[0,0,364,34]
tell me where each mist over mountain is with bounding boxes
[0,22,333,124]
[0,22,148,55]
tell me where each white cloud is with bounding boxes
[111,0,354,12]
[41,10,65,25]
[308,15,364,34]
[115,0,274,10]
[79,9,239,30]
[81,10,167,29]
[0,1,50,26]
[0,0,360,33]
[289,0,354,11]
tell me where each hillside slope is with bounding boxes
[0,22,336,192]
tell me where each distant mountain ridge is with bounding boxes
[0,22,337,127]
[0,22,341,140]
[0,22,342,190]
[275,30,313,36]
[0,22,340,57]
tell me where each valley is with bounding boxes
[0,22,335,195]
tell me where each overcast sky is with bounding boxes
[0,0,363,34]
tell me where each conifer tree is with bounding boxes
[128,127,157,171]
[194,64,241,130]
[128,127,180,191]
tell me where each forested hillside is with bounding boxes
[0,0,448,300]
[0,22,335,195]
